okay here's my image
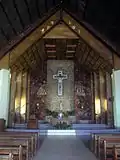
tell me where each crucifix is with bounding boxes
[53,70,67,96]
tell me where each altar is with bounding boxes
[46,115,76,126]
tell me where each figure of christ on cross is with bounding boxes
[53,70,67,96]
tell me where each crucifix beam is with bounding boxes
[53,70,67,96]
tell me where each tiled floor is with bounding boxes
[34,136,98,160]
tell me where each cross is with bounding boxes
[53,70,67,96]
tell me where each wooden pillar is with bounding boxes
[106,72,114,127]
[94,72,101,123]
[8,72,17,127]
[15,72,22,123]
[99,70,106,124]
[20,72,27,123]
[26,72,30,122]
[91,72,95,123]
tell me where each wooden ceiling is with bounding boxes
[2,14,113,74]
[10,37,112,74]
[45,39,78,59]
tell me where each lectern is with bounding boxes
[27,115,38,129]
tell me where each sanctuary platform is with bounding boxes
[7,123,119,136]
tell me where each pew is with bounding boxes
[0,153,13,160]
[0,131,39,152]
[0,131,39,160]
[97,136,120,157]
[99,139,120,160]
[0,135,35,156]
[91,133,120,160]
[0,145,23,160]
[91,133,120,155]
[113,145,120,160]
[0,140,29,160]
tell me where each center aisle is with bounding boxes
[34,136,98,160]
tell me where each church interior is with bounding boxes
[0,0,120,160]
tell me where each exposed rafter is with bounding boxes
[0,9,114,73]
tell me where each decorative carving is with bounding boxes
[74,61,92,121]
[30,63,47,120]
[37,84,46,96]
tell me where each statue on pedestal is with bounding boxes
[59,100,63,111]
[57,101,64,121]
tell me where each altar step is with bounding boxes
[12,123,109,130]
[7,124,120,136]
[6,128,120,135]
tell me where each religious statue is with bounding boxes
[53,70,67,96]
[59,101,63,111]
[58,112,63,121]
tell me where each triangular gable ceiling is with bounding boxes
[0,9,115,70]
[44,23,78,39]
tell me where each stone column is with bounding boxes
[112,70,120,128]
[0,69,10,126]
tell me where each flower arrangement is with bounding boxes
[54,121,72,129]
[45,109,75,118]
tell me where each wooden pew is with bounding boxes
[0,140,29,160]
[0,145,23,160]
[0,131,39,152]
[113,145,120,160]
[0,153,13,160]
[0,135,34,156]
[91,133,120,155]
[97,136,120,157]
[8,132,39,150]
[0,131,39,160]
[102,141,120,160]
